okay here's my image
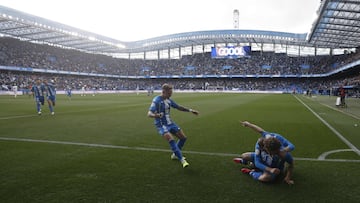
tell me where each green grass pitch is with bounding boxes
[0,92,359,202]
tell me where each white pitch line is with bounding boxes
[319,102,360,120]
[294,95,360,157]
[302,96,359,120]
[318,149,355,160]
[0,114,38,120]
[0,137,359,163]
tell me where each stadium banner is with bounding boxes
[0,65,33,72]
[300,64,310,69]
[211,46,251,59]
[262,65,272,69]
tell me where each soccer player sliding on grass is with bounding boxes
[147,83,199,168]
[234,121,295,185]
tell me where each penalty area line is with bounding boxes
[0,137,359,163]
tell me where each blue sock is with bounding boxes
[250,171,262,180]
[49,105,53,112]
[36,103,41,112]
[177,138,187,150]
[169,140,183,160]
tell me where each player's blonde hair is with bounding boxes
[162,83,173,91]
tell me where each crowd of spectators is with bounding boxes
[0,37,359,94]
[2,70,359,96]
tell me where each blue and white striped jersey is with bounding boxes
[149,95,180,126]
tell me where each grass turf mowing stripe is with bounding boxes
[0,102,148,120]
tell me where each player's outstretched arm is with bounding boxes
[189,108,199,115]
[282,153,295,185]
[284,162,294,185]
[241,121,264,133]
[177,105,199,115]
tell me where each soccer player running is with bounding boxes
[147,83,199,168]
[43,79,56,115]
[31,79,46,115]
[66,86,72,100]
[12,83,18,98]
[234,121,295,185]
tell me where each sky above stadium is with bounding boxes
[1,0,321,41]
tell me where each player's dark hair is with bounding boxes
[264,137,281,152]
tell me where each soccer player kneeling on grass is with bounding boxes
[147,83,199,168]
[234,121,295,185]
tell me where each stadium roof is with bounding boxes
[0,0,359,55]
[307,0,360,49]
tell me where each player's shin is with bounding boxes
[250,171,262,180]
[177,137,187,150]
[169,140,183,160]
[36,102,41,112]
[49,105,53,112]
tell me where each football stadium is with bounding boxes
[0,1,359,202]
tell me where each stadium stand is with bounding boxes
[0,1,359,96]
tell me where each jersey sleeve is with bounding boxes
[169,99,179,109]
[254,141,268,171]
[149,97,159,112]
[261,131,268,138]
[275,134,295,152]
